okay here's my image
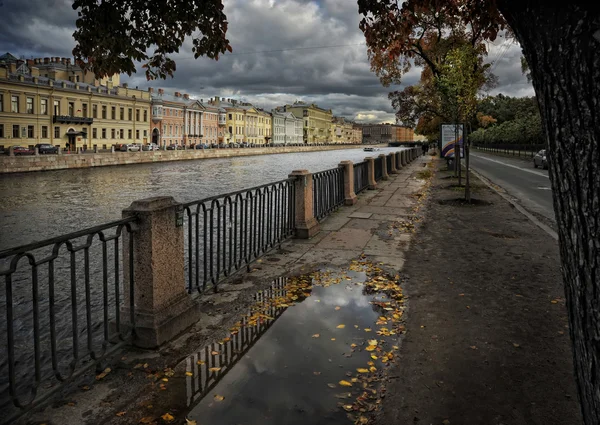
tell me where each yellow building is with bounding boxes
[0,55,150,150]
[330,117,345,144]
[352,123,363,144]
[207,97,272,145]
[282,102,332,144]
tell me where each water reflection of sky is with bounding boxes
[186,271,393,425]
[0,147,403,249]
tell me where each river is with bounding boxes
[0,147,402,250]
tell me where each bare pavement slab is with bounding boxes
[19,154,581,425]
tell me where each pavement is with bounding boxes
[469,150,555,222]
[20,152,432,425]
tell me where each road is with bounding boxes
[469,151,555,222]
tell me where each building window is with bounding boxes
[111,129,116,139]
[0,94,3,112]
[92,128,97,139]
[13,125,19,138]
[54,126,60,138]
[26,97,34,114]
[11,95,19,113]
[120,107,124,120]
[102,128,106,138]
[128,108,133,121]
[143,110,148,121]
[102,105,107,119]
[120,129,124,139]
[27,125,34,138]
[111,106,116,120]
[82,103,88,118]
[0,124,3,138]
[40,99,48,115]
[92,104,98,118]
[68,102,74,116]
[136,130,140,139]
[136,109,140,121]
[128,129,132,139]
[52,100,61,116]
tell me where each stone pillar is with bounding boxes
[339,160,357,205]
[388,153,398,174]
[34,147,39,155]
[289,170,320,238]
[379,154,389,181]
[122,196,199,348]
[8,146,15,156]
[57,146,62,155]
[396,151,402,170]
[111,146,115,153]
[366,157,377,190]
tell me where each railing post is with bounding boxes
[396,151,403,170]
[121,196,199,348]
[378,154,389,180]
[339,160,357,205]
[389,153,398,174]
[366,157,377,190]
[401,150,407,166]
[289,170,320,239]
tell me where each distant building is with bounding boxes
[272,108,303,145]
[208,97,271,145]
[351,123,363,144]
[0,53,150,150]
[281,102,332,144]
[359,123,414,144]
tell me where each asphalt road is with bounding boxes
[469,151,555,222]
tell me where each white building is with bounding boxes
[272,109,303,145]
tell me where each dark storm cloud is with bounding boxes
[0,0,533,123]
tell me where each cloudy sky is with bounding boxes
[0,0,534,123]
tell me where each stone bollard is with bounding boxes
[34,147,39,156]
[8,146,15,156]
[289,170,320,239]
[57,145,62,155]
[378,154,389,180]
[366,157,377,190]
[339,161,357,205]
[121,197,200,348]
[396,150,403,170]
[111,146,115,154]
[388,153,398,174]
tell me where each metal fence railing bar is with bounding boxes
[312,167,345,222]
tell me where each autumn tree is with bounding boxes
[71,0,231,80]
[358,0,600,422]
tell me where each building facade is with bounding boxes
[282,102,332,144]
[360,123,414,144]
[352,123,363,144]
[208,97,271,145]
[0,58,150,150]
[272,109,303,145]
[150,89,185,147]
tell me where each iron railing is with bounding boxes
[183,179,296,293]
[386,154,393,173]
[312,167,345,221]
[472,143,545,158]
[0,218,136,421]
[353,161,369,194]
[374,156,384,181]
[185,277,289,407]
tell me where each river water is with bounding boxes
[0,147,401,250]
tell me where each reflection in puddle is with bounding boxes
[184,266,403,425]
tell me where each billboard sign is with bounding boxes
[440,124,464,158]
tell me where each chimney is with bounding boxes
[158,88,164,95]
[174,91,181,97]
[9,63,17,74]
[30,66,40,77]
[148,87,154,93]
[183,93,189,100]
[44,58,49,64]
[66,58,71,65]
[26,59,34,67]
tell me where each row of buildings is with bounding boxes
[0,53,413,150]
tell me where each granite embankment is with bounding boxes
[0,144,374,174]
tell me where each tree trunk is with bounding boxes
[498,2,600,423]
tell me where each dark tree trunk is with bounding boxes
[498,2,600,423]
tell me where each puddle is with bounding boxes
[182,262,405,425]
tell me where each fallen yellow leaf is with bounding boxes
[196,360,205,365]
[116,411,126,417]
[214,394,225,401]
[364,328,372,332]
[186,418,197,425]
[211,351,219,355]
[365,345,376,352]
[368,339,378,346]
[209,367,222,372]
[312,334,320,338]
[343,404,354,411]
[339,380,353,387]
[335,306,341,310]
[161,413,175,422]
[185,371,193,376]
[162,378,169,382]
[139,417,154,424]
[336,324,345,329]
[356,368,369,373]
[331,338,336,341]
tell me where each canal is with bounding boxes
[0,147,401,250]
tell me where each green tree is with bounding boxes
[72,0,231,80]
[358,1,600,422]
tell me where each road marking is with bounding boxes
[470,154,549,178]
